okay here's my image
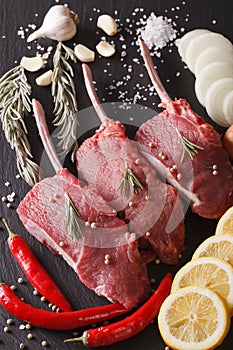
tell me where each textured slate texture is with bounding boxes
[0,0,232,349]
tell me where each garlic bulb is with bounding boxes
[27,5,79,42]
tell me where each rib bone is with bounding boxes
[82,64,108,123]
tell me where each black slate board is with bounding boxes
[0,0,233,349]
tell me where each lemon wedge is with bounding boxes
[171,257,233,314]
[158,286,230,350]
[215,205,233,235]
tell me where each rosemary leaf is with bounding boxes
[65,193,84,240]
[0,65,40,186]
[176,128,204,163]
[52,42,78,159]
[117,162,143,196]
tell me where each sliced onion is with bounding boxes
[223,90,233,124]
[185,32,233,73]
[194,46,233,76]
[195,62,233,106]
[177,29,210,63]
[205,77,233,127]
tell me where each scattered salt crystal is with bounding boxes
[19,324,26,330]
[176,71,181,77]
[137,13,177,51]
[16,174,21,179]
[132,58,140,64]
[7,192,15,202]
[212,19,217,24]
[5,182,10,187]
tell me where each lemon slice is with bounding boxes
[171,257,233,313]
[215,205,233,235]
[192,234,233,266]
[158,286,230,350]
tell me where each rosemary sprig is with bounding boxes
[65,192,83,240]
[0,65,40,186]
[52,42,78,159]
[117,162,143,196]
[176,128,204,163]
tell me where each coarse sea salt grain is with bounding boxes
[137,13,177,50]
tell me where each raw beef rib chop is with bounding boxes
[135,39,233,219]
[17,99,150,309]
[75,64,185,265]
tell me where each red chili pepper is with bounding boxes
[2,218,72,312]
[0,283,128,330]
[65,273,172,347]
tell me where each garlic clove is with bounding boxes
[96,41,116,57]
[27,5,79,43]
[97,14,117,36]
[36,70,53,86]
[74,44,95,62]
[20,56,45,72]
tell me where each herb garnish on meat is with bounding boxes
[65,192,83,240]
[176,128,204,162]
[117,162,143,196]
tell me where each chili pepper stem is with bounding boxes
[64,331,88,346]
[2,218,17,239]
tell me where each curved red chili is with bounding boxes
[2,218,72,312]
[0,283,128,330]
[65,273,172,347]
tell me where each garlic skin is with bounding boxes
[27,5,79,43]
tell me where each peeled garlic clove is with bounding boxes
[96,41,116,57]
[74,44,95,62]
[36,70,53,86]
[97,14,117,36]
[27,5,79,42]
[20,56,44,72]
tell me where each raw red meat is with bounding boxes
[76,64,185,265]
[135,39,233,219]
[17,100,150,310]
